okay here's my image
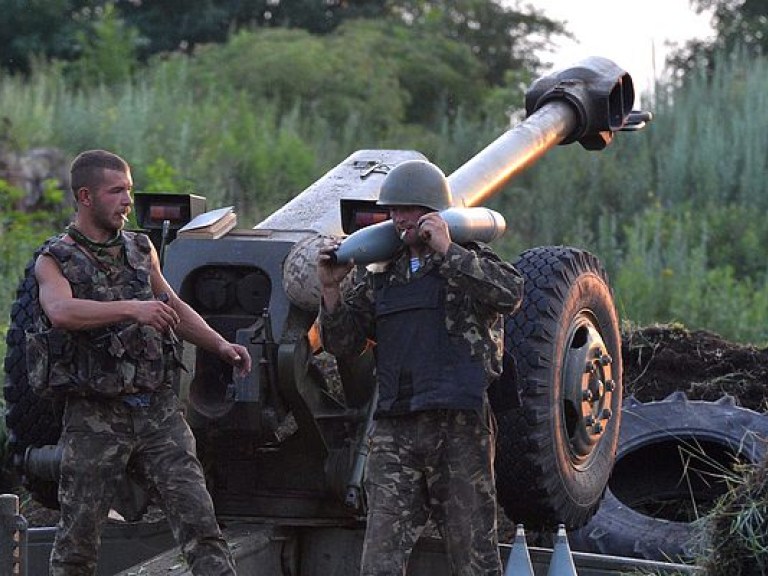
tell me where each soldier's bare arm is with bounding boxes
[35,252,180,332]
[147,243,252,376]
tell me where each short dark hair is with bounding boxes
[70,149,129,198]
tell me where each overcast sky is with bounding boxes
[513,0,716,102]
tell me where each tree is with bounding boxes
[354,18,489,124]
[0,0,566,93]
[68,2,139,86]
[668,0,768,79]
[0,0,142,77]
[101,1,393,61]
[387,0,568,86]
[241,0,387,33]
[0,0,89,73]
[25,0,387,65]
[175,20,489,133]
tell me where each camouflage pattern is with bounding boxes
[319,240,521,574]
[33,229,229,574]
[26,231,183,398]
[50,389,236,576]
[320,241,524,382]
[360,406,502,576]
[26,325,75,399]
[283,235,356,312]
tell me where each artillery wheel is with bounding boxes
[490,245,622,530]
[568,393,768,561]
[3,237,62,508]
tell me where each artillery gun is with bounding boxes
[4,57,660,574]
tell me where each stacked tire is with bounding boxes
[569,392,768,561]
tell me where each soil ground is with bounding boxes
[9,324,768,535]
[621,324,768,412]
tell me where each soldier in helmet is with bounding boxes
[29,149,251,575]
[317,159,524,576]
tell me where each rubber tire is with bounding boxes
[568,392,768,562]
[3,237,62,508]
[490,246,623,531]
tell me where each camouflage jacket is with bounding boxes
[319,241,524,383]
[26,231,182,398]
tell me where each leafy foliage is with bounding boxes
[0,178,64,363]
[669,0,768,83]
[65,2,140,87]
[177,21,488,133]
[610,205,768,344]
[142,158,192,193]
[390,0,569,86]
[0,0,565,85]
[0,0,85,74]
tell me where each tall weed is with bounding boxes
[612,205,768,343]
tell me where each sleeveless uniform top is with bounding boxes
[26,231,182,398]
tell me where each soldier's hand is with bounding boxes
[220,342,251,377]
[418,212,451,256]
[132,300,180,332]
[317,237,354,288]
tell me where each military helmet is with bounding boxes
[377,160,453,211]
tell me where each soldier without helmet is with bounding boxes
[28,149,251,575]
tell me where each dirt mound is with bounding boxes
[622,324,768,412]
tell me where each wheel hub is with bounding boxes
[563,318,615,461]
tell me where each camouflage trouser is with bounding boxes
[360,405,502,576]
[50,389,235,576]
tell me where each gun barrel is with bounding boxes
[281,57,648,309]
[449,100,577,207]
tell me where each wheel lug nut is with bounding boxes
[601,408,612,420]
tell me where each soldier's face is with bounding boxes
[89,168,133,232]
[390,205,430,246]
